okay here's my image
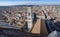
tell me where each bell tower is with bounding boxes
[27,7,33,31]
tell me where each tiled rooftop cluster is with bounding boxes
[0,6,59,28]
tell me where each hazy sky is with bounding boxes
[0,0,60,6]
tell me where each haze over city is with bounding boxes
[0,0,59,6]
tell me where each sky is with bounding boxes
[0,0,60,6]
